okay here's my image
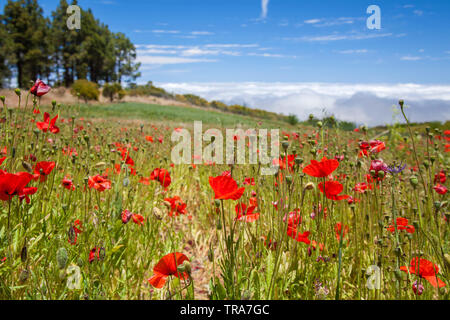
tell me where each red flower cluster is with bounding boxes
[88,175,111,192]
[164,196,188,217]
[387,217,415,234]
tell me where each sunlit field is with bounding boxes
[0,85,448,300]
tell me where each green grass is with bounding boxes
[59,102,291,128]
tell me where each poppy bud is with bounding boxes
[317,121,323,128]
[21,245,27,263]
[52,100,57,108]
[22,161,33,173]
[409,176,418,187]
[183,261,191,275]
[57,247,68,269]
[412,281,424,295]
[434,201,441,210]
[378,171,385,179]
[295,157,303,165]
[14,88,21,96]
[304,182,315,190]
[285,175,293,184]
[282,141,289,151]
[399,100,404,108]
[0,96,5,103]
[214,199,221,208]
[177,264,186,273]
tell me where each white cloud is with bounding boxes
[401,56,422,61]
[190,31,214,35]
[285,32,393,42]
[336,49,369,54]
[152,30,180,34]
[155,82,450,126]
[261,0,269,19]
[136,56,217,65]
[304,19,321,24]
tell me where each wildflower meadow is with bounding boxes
[0,80,448,301]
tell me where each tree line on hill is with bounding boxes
[0,0,140,89]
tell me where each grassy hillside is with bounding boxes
[59,102,292,128]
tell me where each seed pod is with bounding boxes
[22,161,33,173]
[19,269,29,283]
[57,247,68,269]
[14,88,21,96]
[20,245,27,263]
[409,176,418,187]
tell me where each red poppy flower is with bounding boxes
[387,217,415,234]
[149,168,171,188]
[62,177,75,190]
[303,157,339,178]
[434,170,446,184]
[335,222,349,241]
[36,112,59,134]
[353,182,372,194]
[148,253,190,289]
[164,196,188,217]
[243,177,255,186]
[209,175,245,200]
[0,172,34,201]
[33,161,56,182]
[284,209,302,228]
[359,140,386,157]
[69,220,83,245]
[132,213,145,225]
[274,154,297,172]
[88,175,111,192]
[30,79,51,97]
[318,181,349,201]
[400,258,446,288]
[370,159,387,176]
[89,247,105,263]
[145,136,154,142]
[287,228,311,245]
[433,184,447,195]
[235,203,260,222]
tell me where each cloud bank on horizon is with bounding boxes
[157,82,450,126]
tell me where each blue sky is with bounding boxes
[2,0,450,125]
